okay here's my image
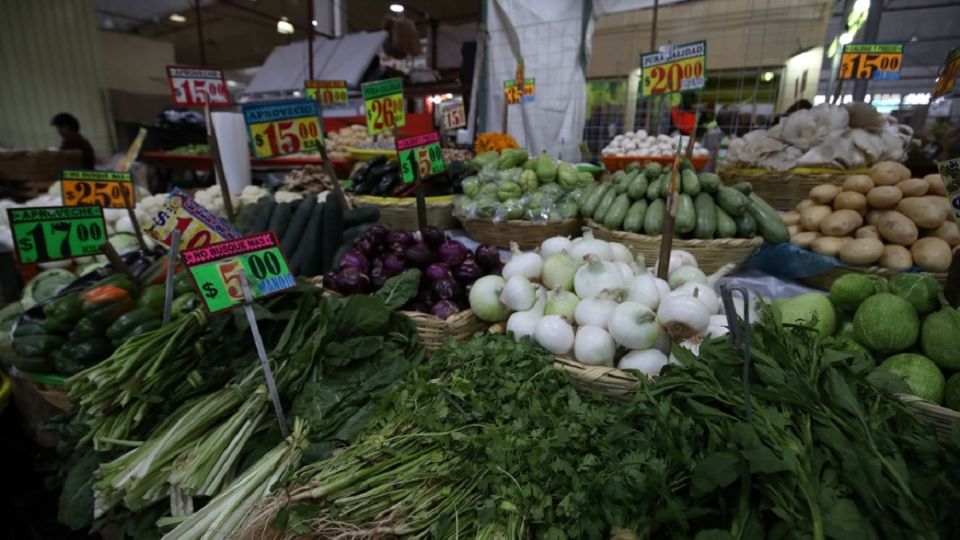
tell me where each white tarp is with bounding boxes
[245,31,388,94]
[592,0,689,16]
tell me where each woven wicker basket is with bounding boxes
[584,219,763,274]
[800,265,947,291]
[22,378,72,412]
[899,395,960,438]
[349,194,459,231]
[719,167,870,210]
[459,217,582,250]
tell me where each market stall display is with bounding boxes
[473,131,519,153]
[601,130,710,171]
[324,124,392,159]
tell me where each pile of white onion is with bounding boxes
[468,228,751,376]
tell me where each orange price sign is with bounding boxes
[61,170,135,209]
[242,99,324,159]
[166,65,229,107]
[840,43,903,80]
[933,47,960,99]
[304,80,349,106]
[504,78,535,104]
[640,40,707,97]
[362,78,406,135]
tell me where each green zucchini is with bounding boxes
[626,172,649,201]
[715,186,750,217]
[581,182,610,216]
[298,203,326,277]
[281,195,318,255]
[697,172,721,193]
[623,200,648,233]
[603,194,631,230]
[593,186,619,223]
[732,181,753,195]
[319,194,344,274]
[613,171,633,194]
[747,192,790,244]
[693,192,718,239]
[580,183,599,210]
[343,206,380,227]
[644,162,662,178]
[646,177,661,200]
[735,211,757,238]
[715,208,738,238]
[680,169,701,196]
[680,158,694,172]
[268,201,295,238]
[644,198,666,236]
[251,199,276,233]
[676,194,696,235]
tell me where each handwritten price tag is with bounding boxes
[840,43,903,80]
[396,132,444,184]
[182,231,295,313]
[166,65,229,107]
[7,206,107,264]
[61,170,134,209]
[439,99,466,129]
[242,100,324,159]
[362,78,405,135]
[143,187,241,250]
[933,47,960,99]
[504,78,535,105]
[305,80,349,106]
[641,40,706,97]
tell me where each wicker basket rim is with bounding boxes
[350,195,454,206]
[459,216,580,227]
[584,219,765,248]
[814,265,948,278]
[718,166,871,175]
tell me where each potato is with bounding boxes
[855,225,879,239]
[879,244,913,271]
[925,220,960,247]
[924,173,948,196]
[923,195,953,222]
[833,191,868,214]
[910,237,953,272]
[897,197,945,229]
[819,209,863,237]
[842,174,874,194]
[866,186,902,209]
[795,199,815,211]
[896,178,929,197]
[877,211,919,246]
[865,209,890,227]
[838,238,884,265]
[811,236,851,256]
[787,224,800,236]
[869,161,910,186]
[810,184,842,204]
[799,205,833,231]
[781,211,800,226]
[791,231,820,248]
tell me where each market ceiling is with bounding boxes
[92,0,480,69]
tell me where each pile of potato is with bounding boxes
[783,161,957,272]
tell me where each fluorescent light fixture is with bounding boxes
[839,31,853,45]
[762,71,775,82]
[226,80,239,88]
[312,19,318,26]
[390,4,404,13]
[169,13,186,23]
[277,17,294,34]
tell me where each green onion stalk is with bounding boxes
[159,418,309,540]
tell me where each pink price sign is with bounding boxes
[166,65,230,107]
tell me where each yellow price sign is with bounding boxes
[242,100,323,159]
[933,47,960,99]
[305,80,349,106]
[640,40,706,97]
[840,44,903,80]
[362,78,405,135]
[504,78,535,104]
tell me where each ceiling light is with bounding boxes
[311,19,318,26]
[169,13,186,23]
[839,31,854,45]
[390,4,405,13]
[762,71,775,82]
[277,17,294,34]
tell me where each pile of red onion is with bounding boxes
[323,225,502,319]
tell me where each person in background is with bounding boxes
[51,113,95,169]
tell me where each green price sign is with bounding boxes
[396,132,444,184]
[7,206,107,264]
[361,78,405,135]
[181,231,295,313]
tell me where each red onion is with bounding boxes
[386,229,414,248]
[425,263,452,282]
[338,250,370,274]
[417,287,438,308]
[437,239,469,266]
[452,259,483,285]
[354,235,376,257]
[367,225,389,243]
[334,267,370,294]
[419,226,445,250]
[322,272,339,292]
[474,244,500,269]
[431,277,461,300]
[430,300,460,320]
[405,242,436,269]
[369,266,388,289]
[382,253,405,277]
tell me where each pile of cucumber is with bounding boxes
[235,194,380,276]
[579,161,789,243]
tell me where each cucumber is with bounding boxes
[626,172,649,201]
[268,201,295,238]
[644,162,662,178]
[645,178,661,200]
[693,192,717,239]
[732,181,753,195]
[613,175,629,194]
[623,200,648,233]
[320,194,344,274]
[299,203,326,276]
[343,205,380,227]
[580,183,599,210]
[734,211,757,238]
[715,186,750,217]
[698,172,721,193]
[581,182,610,216]
[281,195,317,255]
[715,208,737,238]
[680,169,701,196]
[747,192,790,244]
[593,186,619,223]
[676,194,696,235]
[251,199,276,233]
[611,170,627,183]
[643,198,666,236]
[604,194,631,230]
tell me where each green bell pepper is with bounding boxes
[106,308,159,340]
[42,292,83,333]
[13,334,64,358]
[137,284,165,312]
[173,272,194,297]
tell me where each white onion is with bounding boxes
[506,295,545,341]
[574,291,620,329]
[653,328,671,353]
[540,236,572,259]
[544,289,580,320]
[657,294,710,340]
[668,265,708,290]
[607,302,660,350]
[568,228,613,262]
[670,282,720,314]
[656,250,698,276]
[618,349,669,376]
[503,242,543,281]
[541,252,576,291]
[706,262,737,286]
[500,276,536,312]
[468,275,508,322]
[625,274,662,309]
[615,262,635,281]
[574,255,625,300]
[609,242,633,264]
[534,315,575,354]
[574,326,616,366]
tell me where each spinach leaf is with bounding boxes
[375,269,421,311]
[336,295,389,335]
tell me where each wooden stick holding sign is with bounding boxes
[203,93,236,223]
[312,93,348,209]
[238,269,290,437]
[656,123,698,281]
[162,230,181,326]
[120,184,148,252]
[396,132,445,231]
[100,242,136,282]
